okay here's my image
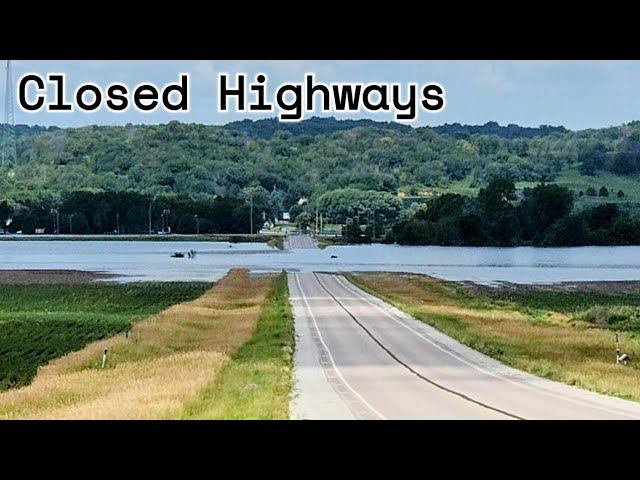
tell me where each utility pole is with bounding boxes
[315,206,319,236]
[148,195,157,235]
[372,209,376,240]
[2,60,16,167]
[50,208,59,235]
[194,214,199,234]
[250,195,254,235]
[162,208,170,233]
[148,201,153,234]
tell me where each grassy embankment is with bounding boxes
[267,236,284,250]
[0,269,293,419]
[0,282,209,391]
[178,272,293,419]
[347,273,640,402]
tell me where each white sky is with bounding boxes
[4,60,640,130]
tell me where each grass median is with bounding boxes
[178,272,294,419]
[347,272,640,402]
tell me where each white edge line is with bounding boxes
[293,273,386,420]
[333,274,640,420]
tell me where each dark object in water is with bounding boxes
[187,249,197,259]
[330,254,338,259]
[171,252,185,258]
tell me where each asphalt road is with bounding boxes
[285,234,318,249]
[289,272,640,420]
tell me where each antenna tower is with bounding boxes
[2,60,16,167]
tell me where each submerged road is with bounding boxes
[285,234,318,250]
[289,272,640,420]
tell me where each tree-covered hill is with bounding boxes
[224,116,412,138]
[429,121,568,139]
[1,117,640,216]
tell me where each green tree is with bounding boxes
[518,184,574,244]
[295,212,313,231]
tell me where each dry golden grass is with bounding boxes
[349,273,640,402]
[0,269,273,419]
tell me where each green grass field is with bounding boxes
[514,168,640,211]
[402,170,640,213]
[0,282,210,391]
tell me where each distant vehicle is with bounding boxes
[171,252,185,258]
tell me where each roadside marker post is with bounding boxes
[102,348,108,369]
[615,332,630,365]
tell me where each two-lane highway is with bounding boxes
[289,272,640,419]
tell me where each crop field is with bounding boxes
[0,269,292,419]
[0,282,210,391]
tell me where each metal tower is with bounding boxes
[2,60,16,167]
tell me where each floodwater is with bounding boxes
[1,241,640,284]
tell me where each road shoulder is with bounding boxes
[288,273,355,420]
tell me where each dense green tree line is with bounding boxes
[391,177,640,246]
[2,191,259,235]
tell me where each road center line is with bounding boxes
[313,272,522,420]
[293,273,386,420]
[334,274,640,420]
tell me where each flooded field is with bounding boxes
[1,241,640,284]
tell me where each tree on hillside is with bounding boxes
[611,133,640,174]
[477,177,520,245]
[0,201,10,224]
[578,141,607,175]
[518,184,574,243]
